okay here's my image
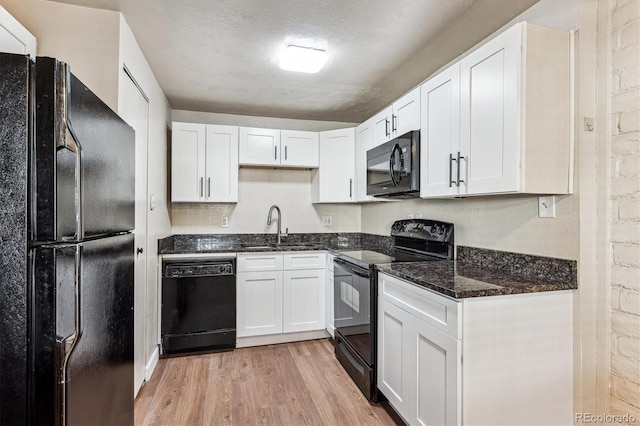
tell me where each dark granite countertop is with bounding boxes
[377,246,577,299]
[158,233,394,256]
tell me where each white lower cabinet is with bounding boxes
[283,269,325,333]
[325,253,335,337]
[378,272,573,426]
[237,270,283,337]
[237,252,326,339]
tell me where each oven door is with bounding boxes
[333,259,372,365]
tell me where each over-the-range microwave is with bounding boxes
[366,130,420,198]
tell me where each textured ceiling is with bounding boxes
[48,0,539,122]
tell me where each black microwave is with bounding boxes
[366,131,420,198]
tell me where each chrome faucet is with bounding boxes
[267,205,283,244]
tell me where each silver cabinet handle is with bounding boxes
[285,145,288,161]
[349,178,353,199]
[275,146,278,160]
[449,153,455,187]
[450,154,459,187]
[392,114,397,133]
[207,177,211,198]
[58,63,84,240]
[200,177,204,197]
[457,151,466,186]
[385,118,390,137]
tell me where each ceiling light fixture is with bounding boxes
[279,45,327,74]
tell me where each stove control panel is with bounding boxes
[391,219,454,242]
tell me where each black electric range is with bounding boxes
[333,219,454,402]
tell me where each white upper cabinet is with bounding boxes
[280,130,319,167]
[311,128,355,203]
[459,23,521,195]
[420,63,461,198]
[239,127,319,168]
[171,122,238,203]
[420,22,571,198]
[354,118,376,202]
[372,106,394,147]
[372,87,421,147]
[0,6,36,57]
[205,125,239,202]
[239,127,281,166]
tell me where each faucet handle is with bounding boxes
[282,227,289,239]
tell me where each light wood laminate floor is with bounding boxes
[135,339,396,426]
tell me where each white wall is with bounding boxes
[362,195,579,258]
[118,15,171,377]
[607,0,640,416]
[170,110,361,234]
[0,0,121,111]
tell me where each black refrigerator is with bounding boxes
[0,53,135,425]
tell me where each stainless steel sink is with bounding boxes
[241,243,319,250]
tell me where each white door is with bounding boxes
[236,271,283,337]
[460,23,521,195]
[420,63,461,198]
[411,319,461,426]
[372,106,393,146]
[392,87,420,136]
[238,127,281,166]
[283,269,325,333]
[354,119,375,202]
[377,298,410,419]
[280,130,319,167]
[120,70,149,397]
[172,122,205,202]
[317,128,355,202]
[0,6,36,56]
[205,124,238,202]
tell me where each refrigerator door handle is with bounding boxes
[56,64,84,241]
[56,245,83,426]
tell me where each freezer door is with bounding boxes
[31,234,134,425]
[33,58,135,242]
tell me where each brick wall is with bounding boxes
[609,0,640,418]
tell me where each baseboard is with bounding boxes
[145,345,159,381]
[236,330,329,348]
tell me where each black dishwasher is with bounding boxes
[161,257,236,355]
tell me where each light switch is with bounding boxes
[538,196,556,218]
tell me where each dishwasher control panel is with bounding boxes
[164,260,235,278]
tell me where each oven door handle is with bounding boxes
[334,258,370,278]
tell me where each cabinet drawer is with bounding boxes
[283,252,326,270]
[237,253,283,272]
[379,272,461,339]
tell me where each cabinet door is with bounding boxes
[239,127,281,166]
[460,23,521,195]
[205,125,238,202]
[372,106,393,147]
[0,6,36,56]
[392,87,420,136]
[280,130,319,168]
[420,63,461,198]
[283,269,325,333]
[313,128,355,203]
[410,318,461,426]
[354,119,376,202]
[171,122,205,202]
[236,271,283,337]
[377,297,411,420]
[326,254,335,337]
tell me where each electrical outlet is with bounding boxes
[321,216,333,227]
[538,196,556,218]
[407,213,415,219]
[221,216,229,228]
